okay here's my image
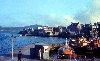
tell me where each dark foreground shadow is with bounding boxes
[0,54,32,59]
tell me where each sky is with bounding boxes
[0,0,99,27]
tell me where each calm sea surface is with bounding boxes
[0,32,66,54]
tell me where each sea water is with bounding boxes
[0,32,65,54]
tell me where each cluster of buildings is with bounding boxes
[37,26,66,36]
[17,22,100,59]
[18,22,100,51]
[68,36,100,48]
[19,22,100,39]
[18,22,100,49]
[29,42,76,59]
[19,25,67,37]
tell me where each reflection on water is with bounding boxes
[0,32,66,54]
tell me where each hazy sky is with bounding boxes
[0,0,99,27]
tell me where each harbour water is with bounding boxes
[0,32,66,55]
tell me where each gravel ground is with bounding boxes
[0,56,100,61]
